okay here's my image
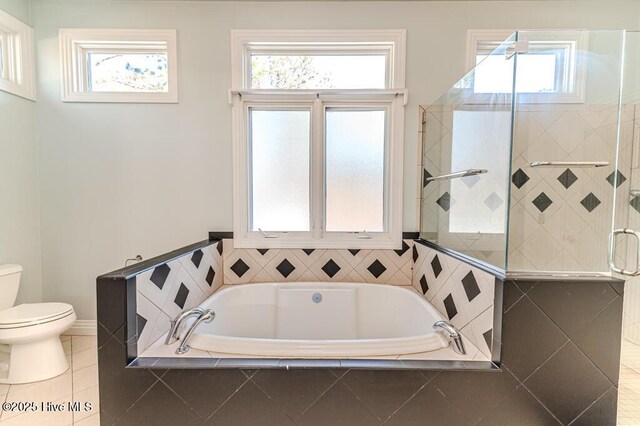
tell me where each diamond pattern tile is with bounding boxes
[443,294,457,320]
[257,248,269,256]
[230,259,250,278]
[348,249,360,256]
[557,168,578,189]
[461,271,481,302]
[321,259,341,278]
[606,169,627,188]
[423,169,433,188]
[191,250,203,268]
[532,192,553,213]
[484,192,504,211]
[367,259,387,279]
[631,196,640,214]
[302,249,315,256]
[580,192,601,212]
[419,275,429,294]
[431,255,442,278]
[205,266,215,286]
[436,192,452,212]
[275,259,296,279]
[173,283,189,309]
[512,168,530,189]
[394,241,409,257]
[150,264,171,290]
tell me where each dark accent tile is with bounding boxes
[484,192,504,211]
[431,255,442,278]
[150,264,171,290]
[230,259,250,278]
[302,249,315,255]
[524,343,611,424]
[348,249,360,256]
[609,280,624,297]
[571,387,617,426]
[412,245,418,262]
[527,281,618,338]
[476,386,561,426]
[532,192,553,213]
[581,192,601,212]
[557,168,578,189]
[208,381,295,425]
[606,169,626,188]
[191,249,203,268]
[121,381,203,425]
[573,298,624,384]
[402,232,419,240]
[503,281,525,312]
[419,275,429,294]
[257,248,269,255]
[341,370,428,421]
[423,168,433,188]
[394,241,409,256]
[512,168,530,189]
[98,336,157,418]
[483,330,492,351]
[436,192,452,212]
[240,369,258,379]
[251,369,338,418]
[96,278,126,335]
[173,283,189,309]
[513,279,538,294]
[216,242,223,256]
[631,196,640,213]
[162,369,248,419]
[386,384,472,426]
[135,314,147,338]
[321,259,341,278]
[209,231,233,240]
[297,382,380,426]
[501,296,567,381]
[367,260,387,279]
[276,259,296,278]
[443,294,457,320]
[431,368,519,424]
[205,267,215,286]
[461,271,481,302]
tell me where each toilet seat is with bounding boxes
[0,303,75,329]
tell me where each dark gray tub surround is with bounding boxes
[97,236,623,425]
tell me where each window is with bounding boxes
[231,30,406,249]
[466,30,587,103]
[0,9,36,101]
[59,29,178,103]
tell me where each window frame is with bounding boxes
[0,8,36,101]
[59,28,178,103]
[230,30,406,249]
[466,29,588,104]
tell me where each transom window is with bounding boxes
[0,8,36,101]
[231,30,406,249]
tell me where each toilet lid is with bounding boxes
[0,303,75,327]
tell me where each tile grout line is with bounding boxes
[202,377,252,422]
[567,385,614,425]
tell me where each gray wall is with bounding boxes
[0,0,43,305]
[27,0,640,320]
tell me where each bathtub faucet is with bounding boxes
[165,307,207,345]
[433,321,466,355]
[176,309,215,355]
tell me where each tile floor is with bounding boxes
[0,336,98,426]
[0,335,638,425]
[619,338,640,425]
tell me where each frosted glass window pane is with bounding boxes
[475,53,557,94]
[250,110,311,232]
[325,110,385,232]
[251,55,387,89]
[87,52,169,92]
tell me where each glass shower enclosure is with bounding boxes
[420,30,630,277]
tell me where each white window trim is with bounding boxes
[59,28,178,103]
[230,30,406,249]
[466,29,588,104]
[0,9,36,101]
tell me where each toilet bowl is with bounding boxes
[0,265,76,384]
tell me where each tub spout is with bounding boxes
[434,321,466,355]
[165,307,206,345]
[176,309,215,355]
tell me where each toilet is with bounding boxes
[0,265,76,384]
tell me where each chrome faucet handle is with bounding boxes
[433,320,466,355]
[175,309,215,355]
[164,307,206,345]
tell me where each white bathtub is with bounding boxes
[186,282,450,357]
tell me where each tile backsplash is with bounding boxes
[134,242,223,352]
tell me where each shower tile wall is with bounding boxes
[411,242,497,359]
[134,242,222,352]
[221,239,414,286]
[509,104,633,272]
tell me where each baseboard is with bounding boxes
[63,320,97,336]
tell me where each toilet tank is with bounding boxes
[0,265,22,311]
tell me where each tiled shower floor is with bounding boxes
[0,335,638,425]
[0,336,98,426]
[619,338,640,425]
